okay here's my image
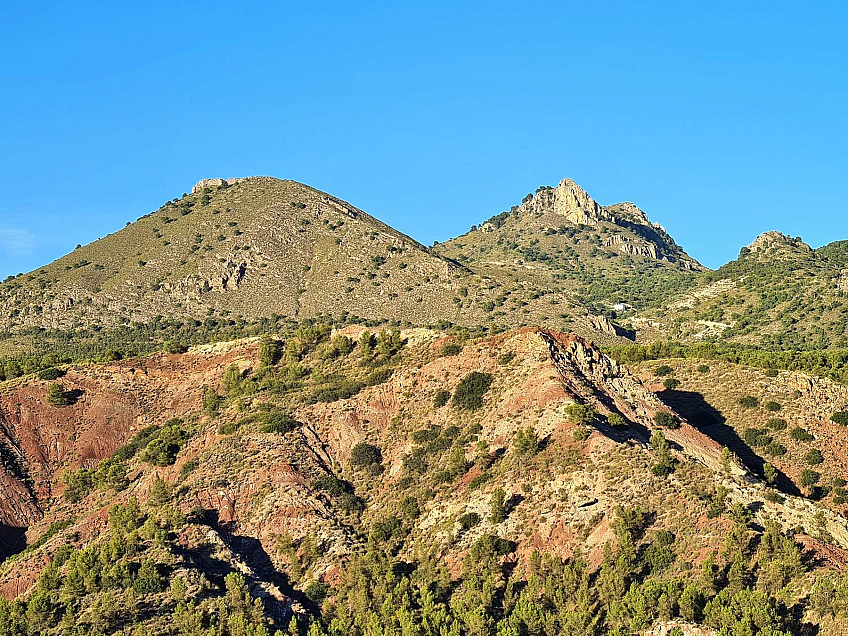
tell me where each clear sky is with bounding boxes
[1,2,846,279]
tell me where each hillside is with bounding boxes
[0,178,479,331]
[433,178,704,317]
[641,232,848,348]
[0,177,709,351]
[0,325,846,634]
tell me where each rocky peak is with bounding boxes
[745,231,812,257]
[519,178,605,225]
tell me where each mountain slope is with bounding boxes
[0,177,709,348]
[433,178,704,315]
[0,177,480,331]
[644,232,848,347]
[0,325,846,634]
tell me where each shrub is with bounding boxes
[790,427,813,442]
[739,396,759,408]
[350,443,382,469]
[258,336,282,366]
[37,367,64,380]
[565,403,597,425]
[663,378,681,390]
[498,352,515,365]
[831,412,848,426]
[653,411,679,429]
[46,382,70,407]
[804,448,824,465]
[763,463,777,485]
[218,421,240,435]
[364,367,393,387]
[468,471,492,489]
[607,413,626,427]
[180,459,199,478]
[304,581,330,602]
[141,421,187,466]
[203,386,223,415]
[513,428,540,456]
[490,488,506,524]
[164,339,188,354]
[370,515,401,543]
[764,368,779,377]
[697,364,710,373]
[433,389,451,408]
[260,411,297,434]
[766,418,787,431]
[401,496,420,519]
[654,365,673,377]
[458,512,480,531]
[643,544,675,573]
[572,428,589,442]
[765,442,787,457]
[799,469,820,488]
[764,401,781,412]
[743,428,771,448]
[439,342,463,357]
[452,372,494,411]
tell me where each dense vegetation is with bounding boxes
[608,340,848,384]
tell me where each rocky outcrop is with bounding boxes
[191,177,250,193]
[604,234,659,259]
[521,179,607,225]
[746,231,812,255]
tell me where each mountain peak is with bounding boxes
[518,178,603,225]
[745,231,811,257]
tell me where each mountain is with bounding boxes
[644,231,848,348]
[433,178,704,313]
[0,176,847,635]
[0,177,477,332]
[0,177,705,351]
[0,324,845,634]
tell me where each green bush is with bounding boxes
[439,342,463,357]
[433,389,451,408]
[766,418,787,431]
[804,448,824,465]
[739,396,759,408]
[565,403,597,425]
[697,364,710,373]
[663,378,681,390]
[452,372,494,411]
[141,422,187,466]
[513,428,540,456]
[653,411,679,429]
[260,411,297,434]
[790,427,813,442]
[654,365,673,377]
[304,581,330,602]
[765,442,786,457]
[607,413,626,427]
[498,352,515,365]
[46,382,70,407]
[37,367,64,380]
[764,401,781,412]
[799,469,820,488]
[458,512,480,530]
[350,442,382,469]
[830,412,848,426]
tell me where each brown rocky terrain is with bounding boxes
[0,325,845,633]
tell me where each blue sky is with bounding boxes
[1,2,846,279]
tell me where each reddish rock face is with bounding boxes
[0,341,258,545]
